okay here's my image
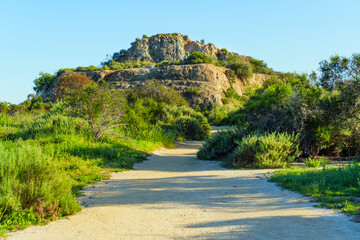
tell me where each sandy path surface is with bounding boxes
[6,136,360,239]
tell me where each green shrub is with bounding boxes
[221,98,229,105]
[160,105,211,140]
[186,51,211,64]
[142,34,148,38]
[305,157,321,168]
[207,105,233,125]
[174,116,208,140]
[20,114,90,140]
[229,61,253,81]
[184,88,200,97]
[221,48,227,53]
[250,58,272,74]
[126,81,188,107]
[233,132,301,168]
[0,141,80,230]
[197,128,245,160]
[155,60,171,67]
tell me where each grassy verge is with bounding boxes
[0,112,168,235]
[269,162,360,216]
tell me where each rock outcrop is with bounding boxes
[48,33,268,107]
[118,33,247,63]
[53,64,268,108]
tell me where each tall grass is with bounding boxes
[270,162,360,215]
[0,111,153,235]
[0,140,81,233]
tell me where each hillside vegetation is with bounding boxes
[1,33,360,233]
[0,75,210,234]
[198,53,360,215]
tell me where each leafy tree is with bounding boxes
[33,72,56,96]
[66,82,124,141]
[53,72,92,100]
[318,53,360,90]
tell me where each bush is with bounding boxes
[250,58,272,74]
[174,116,208,140]
[197,128,245,160]
[160,105,211,140]
[155,60,171,67]
[0,141,80,228]
[229,61,253,81]
[221,48,227,53]
[53,72,92,100]
[305,157,322,168]
[207,105,233,125]
[186,51,211,64]
[126,81,188,107]
[232,132,301,168]
[184,88,200,97]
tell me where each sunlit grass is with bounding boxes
[269,162,360,215]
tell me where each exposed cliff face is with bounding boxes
[48,33,267,107]
[121,33,245,63]
[53,64,268,108]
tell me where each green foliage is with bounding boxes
[126,81,188,107]
[186,51,212,64]
[66,82,125,141]
[0,104,154,235]
[250,58,273,74]
[173,116,208,140]
[270,162,360,215]
[207,105,234,125]
[229,61,253,81]
[305,157,321,168]
[184,88,200,97]
[142,34,148,38]
[197,128,245,160]
[160,105,211,140]
[123,83,210,142]
[318,53,360,90]
[33,72,56,96]
[232,132,301,168]
[106,60,154,70]
[0,140,81,230]
[220,48,227,53]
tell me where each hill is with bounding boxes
[41,33,273,108]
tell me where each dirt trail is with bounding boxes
[6,131,360,239]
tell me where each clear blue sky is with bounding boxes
[1,0,359,103]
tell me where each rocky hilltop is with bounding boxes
[113,33,248,63]
[50,33,269,107]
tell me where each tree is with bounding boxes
[318,53,360,90]
[33,72,56,96]
[66,82,124,141]
[53,72,92,100]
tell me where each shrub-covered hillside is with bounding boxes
[199,53,360,167]
[0,73,211,235]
